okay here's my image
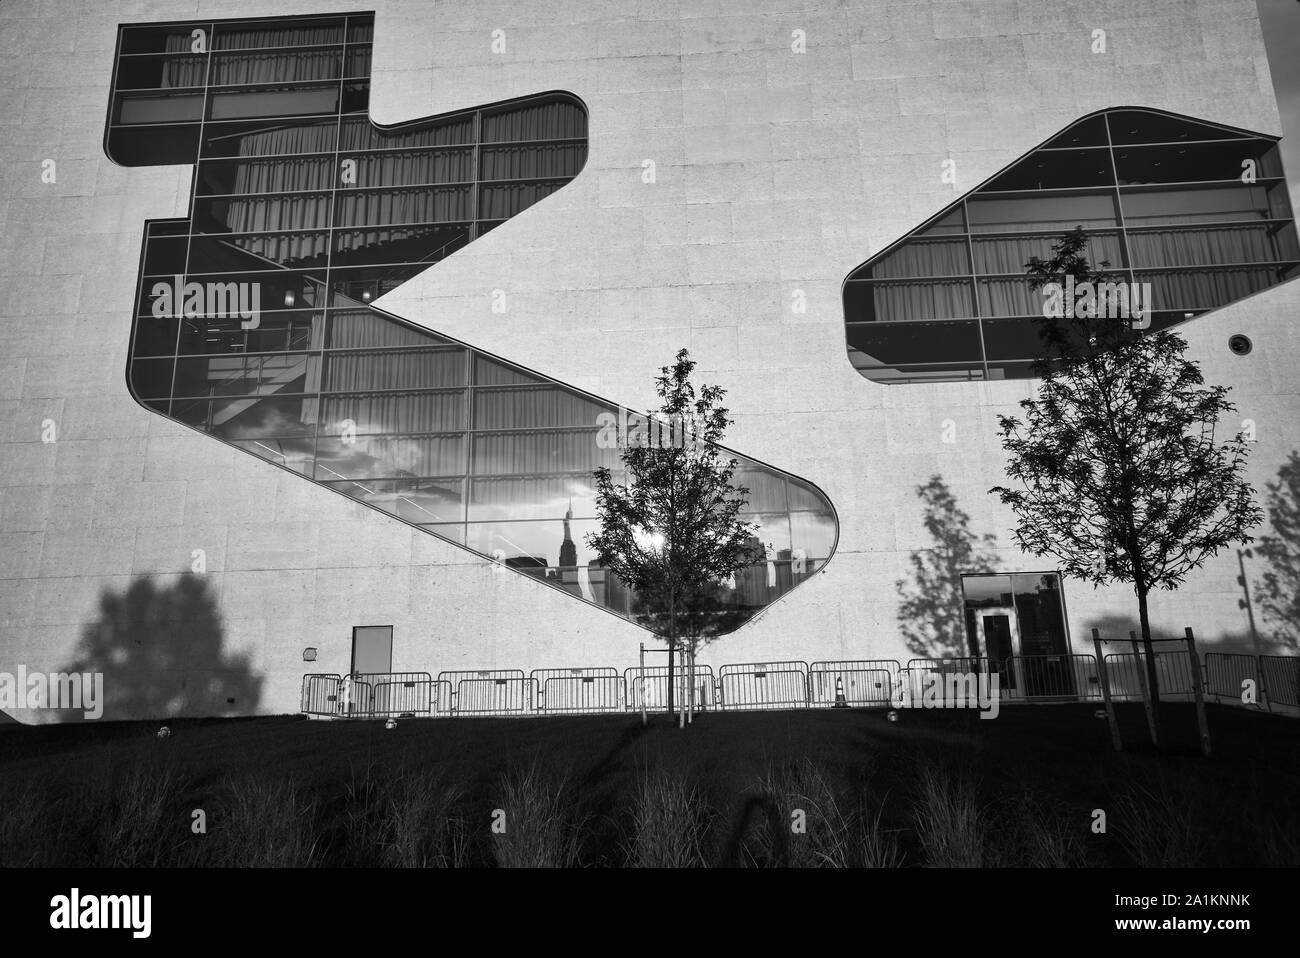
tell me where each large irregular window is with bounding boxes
[845,108,1300,384]
[106,13,837,636]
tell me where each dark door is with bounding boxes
[981,613,1016,691]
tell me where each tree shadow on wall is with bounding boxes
[60,574,262,722]
[1254,451,1300,654]
[894,475,999,659]
[1084,614,1265,659]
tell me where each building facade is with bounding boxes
[1,0,1297,720]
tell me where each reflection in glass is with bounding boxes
[113,11,837,636]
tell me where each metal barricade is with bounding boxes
[303,650,1300,720]
[366,673,435,717]
[538,675,623,714]
[454,677,536,716]
[301,673,343,716]
[624,664,716,712]
[808,660,900,706]
[1261,655,1300,710]
[718,661,809,710]
[532,666,620,713]
[903,657,990,705]
[1204,652,1264,707]
[1000,654,1100,701]
[1103,651,1196,702]
[438,669,526,714]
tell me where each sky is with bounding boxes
[1258,0,1300,210]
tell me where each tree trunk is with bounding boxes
[666,634,675,719]
[666,588,677,719]
[688,645,695,724]
[1137,585,1162,747]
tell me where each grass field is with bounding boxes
[1,702,1297,867]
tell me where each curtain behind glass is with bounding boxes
[224,193,332,232]
[472,430,614,475]
[1140,266,1280,310]
[972,232,1123,274]
[336,187,471,227]
[321,391,466,434]
[323,349,466,392]
[1127,224,1280,268]
[231,123,338,156]
[481,102,585,142]
[214,25,344,49]
[161,34,207,87]
[868,239,968,279]
[211,50,341,85]
[871,279,973,322]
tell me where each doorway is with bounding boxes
[974,607,1020,692]
[961,573,1073,697]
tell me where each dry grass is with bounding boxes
[379,766,467,868]
[491,757,584,868]
[739,759,904,868]
[995,787,1090,867]
[623,766,714,867]
[0,781,45,867]
[1113,779,1206,868]
[912,761,988,867]
[213,774,320,867]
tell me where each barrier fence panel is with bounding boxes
[1001,654,1100,701]
[370,674,436,717]
[540,676,624,714]
[432,679,454,714]
[1103,652,1196,702]
[302,674,343,715]
[903,657,990,705]
[455,677,536,716]
[343,678,374,716]
[1262,655,1300,710]
[438,669,526,714]
[301,652,1300,719]
[808,660,900,706]
[718,662,809,710]
[1204,653,1264,707]
[624,665,716,712]
[532,667,620,713]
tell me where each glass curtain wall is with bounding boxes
[106,13,838,637]
[845,109,1300,384]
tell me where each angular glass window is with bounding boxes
[107,11,837,637]
[844,108,1299,384]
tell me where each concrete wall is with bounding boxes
[0,0,1295,721]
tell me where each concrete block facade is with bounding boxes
[0,0,1295,720]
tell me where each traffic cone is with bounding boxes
[833,675,849,708]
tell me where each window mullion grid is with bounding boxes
[314,23,349,483]
[960,198,989,381]
[172,23,218,428]
[1104,112,1139,295]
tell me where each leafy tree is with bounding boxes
[1254,451,1300,654]
[894,476,999,658]
[587,349,760,721]
[990,227,1261,745]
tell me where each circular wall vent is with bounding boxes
[1228,334,1252,356]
